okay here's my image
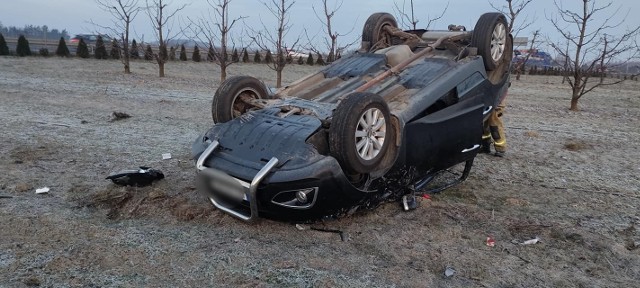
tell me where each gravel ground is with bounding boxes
[1,57,639,287]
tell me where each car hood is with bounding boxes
[193,108,326,180]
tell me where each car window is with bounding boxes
[457,72,485,97]
[89,36,97,41]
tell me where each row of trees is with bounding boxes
[93,0,355,87]
[1,32,329,66]
[0,23,70,40]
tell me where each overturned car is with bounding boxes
[192,12,513,222]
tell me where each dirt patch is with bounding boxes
[14,183,33,193]
[524,130,540,138]
[564,138,591,151]
[9,144,58,163]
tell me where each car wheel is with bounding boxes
[212,76,269,123]
[362,13,398,51]
[330,92,392,174]
[471,13,509,71]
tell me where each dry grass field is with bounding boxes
[1,57,639,287]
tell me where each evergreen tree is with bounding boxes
[39,48,50,57]
[242,49,249,63]
[169,46,176,61]
[306,52,314,65]
[264,50,273,64]
[130,39,140,59]
[207,44,215,62]
[144,45,153,60]
[253,50,261,63]
[94,36,108,59]
[179,44,187,61]
[327,51,335,63]
[192,45,201,62]
[110,39,121,59]
[0,33,9,56]
[76,38,89,58]
[159,44,168,62]
[316,53,325,65]
[231,48,239,62]
[297,56,304,65]
[55,37,70,57]
[16,35,32,57]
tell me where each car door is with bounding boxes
[404,98,484,171]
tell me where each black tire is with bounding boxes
[362,13,398,51]
[212,76,269,123]
[329,92,392,174]
[471,13,509,71]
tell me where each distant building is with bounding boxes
[514,37,528,47]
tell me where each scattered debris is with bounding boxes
[109,111,131,122]
[421,194,431,200]
[401,195,419,211]
[311,227,349,241]
[234,237,242,242]
[162,153,172,160]
[486,236,496,247]
[81,120,89,124]
[521,237,541,245]
[444,266,456,277]
[295,224,308,231]
[35,187,50,194]
[106,167,164,187]
[0,195,13,199]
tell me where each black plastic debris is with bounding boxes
[106,167,164,187]
[109,111,131,122]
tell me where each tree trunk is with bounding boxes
[570,97,579,111]
[276,70,282,88]
[159,61,165,77]
[125,64,131,74]
[220,63,227,83]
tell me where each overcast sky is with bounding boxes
[1,0,639,54]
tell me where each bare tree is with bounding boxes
[393,0,448,30]
[514,30,539,80]
[250,0,300,88]
[145,0,187,77]
[94,0,140,74]
[548,0,640,110]
[490,0,535,37]
[188,0,246,82]
[310,0,358,62]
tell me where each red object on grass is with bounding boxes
[486,236,496,247]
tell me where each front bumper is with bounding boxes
[196,140,279,222]
[195,140,369,222]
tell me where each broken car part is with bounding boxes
[106,167,164,187]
